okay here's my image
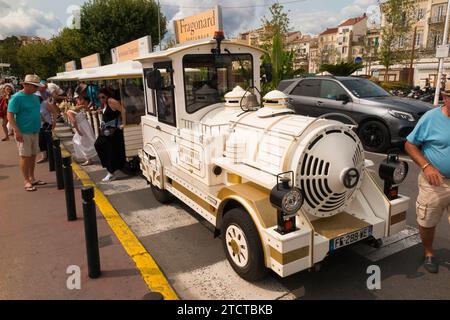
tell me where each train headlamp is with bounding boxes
[270,172,304,235]
[379,154,409,200]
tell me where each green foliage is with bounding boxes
[7,0,166,78]
[79,0,167,63]
[16,42,58,79]
[260,3,304,93]
[380,81,412,91]
[0,36,23,76]
[379,0,416,79]
[319,62,363,76]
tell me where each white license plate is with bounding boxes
[330,226,373,251]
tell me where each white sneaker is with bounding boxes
[102,173,116,182]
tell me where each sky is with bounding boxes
[0,0,381,42]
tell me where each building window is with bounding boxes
[415,32,423,47]
[417,8,424,21]
[398,36,405,48]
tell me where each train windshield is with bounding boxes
[183,54,253,113]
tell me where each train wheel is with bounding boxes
[221,208,268,282]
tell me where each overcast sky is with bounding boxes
[0,0,380,42]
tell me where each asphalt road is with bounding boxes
[58,127,450,300]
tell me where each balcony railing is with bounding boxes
[429,15,446,24]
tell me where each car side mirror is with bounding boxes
[337,94,350,104]
[146,69,162,90]
[262,63,273,83]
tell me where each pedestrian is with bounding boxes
[36,93,58,163]
[94,88,126,182]
[67,95,97,166]
[7,74,47,192]
[405,91,450,274]
[0,83,15,141]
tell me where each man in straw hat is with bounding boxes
[405,90,450,274]
[7,74,47,192]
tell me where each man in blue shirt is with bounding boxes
[405,92,450,274]
[7,74,47,192]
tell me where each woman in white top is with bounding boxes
[67,96,97,166]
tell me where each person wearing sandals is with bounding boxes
[7,75,47,192]
[0,83,14,141]
[94,88,126,182]
[405,91,450,274]
[67,95,97,166]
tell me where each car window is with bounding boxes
[291,79,320,97]
[320,80,348,100]
[277,80,295,92]
[341,79,390,98]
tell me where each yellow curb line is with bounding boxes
[61,148,179,300]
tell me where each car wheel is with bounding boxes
[151,183,173,204]
[221,208,268,282]
[358,120,391,153]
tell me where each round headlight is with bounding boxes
[393,161,408,184]
[281,188,304,215]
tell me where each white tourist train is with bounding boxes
[135,32,411,281]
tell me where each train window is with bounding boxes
[121,78,146,125]
[144,68,156,116]
[154,61,176,127]
[183,54,253,114]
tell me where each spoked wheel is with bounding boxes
[358,120,390,153]
[221,208,268,282]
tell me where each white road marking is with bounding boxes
[351,226,421,262]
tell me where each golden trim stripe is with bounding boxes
[269,246,310,265]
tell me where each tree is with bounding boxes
[319,62,363,76]
[79,0,167,63]
[379,0,416,81]
[261,2,290,46]
[16,42,58,79]
[260,3,303,92]
[51,28,88,71]
[0,36,23,76]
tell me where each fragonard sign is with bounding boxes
[111,36,152,63]
[65,60,77,72]
[81,53,101,69]
[174,6,222,44]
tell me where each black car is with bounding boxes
[278,76,434,153]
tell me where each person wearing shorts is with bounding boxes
[7,74,47,192]
[405,91,450,274]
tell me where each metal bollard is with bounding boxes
[81,187,101,279]
[47,136,55,172]
[52,139,64,190]
[62,156,77,221]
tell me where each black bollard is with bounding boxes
[82,187,101,279]
[53,139,64,190]
[47,136,55,172]
[62,156,77,221]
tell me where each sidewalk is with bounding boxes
[0,137,150,300]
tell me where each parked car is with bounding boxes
[278,76,434,153]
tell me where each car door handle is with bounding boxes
[316,101,324,106]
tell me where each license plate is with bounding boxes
[330,226,373,251]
